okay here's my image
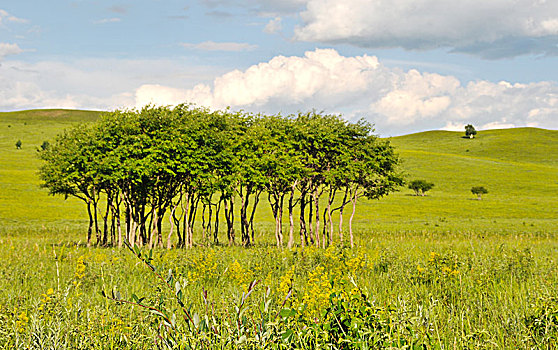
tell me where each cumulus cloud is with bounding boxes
[181,41,258,51]
[135,49,558,135]
[0,42,23,59]
[293,0,558,58]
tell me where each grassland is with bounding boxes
[0,110,557,348]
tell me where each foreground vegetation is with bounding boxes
[1,232,557,349]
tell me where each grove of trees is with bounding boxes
[38,105,402,249]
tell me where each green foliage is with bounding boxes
[39,140,50,151]
[408,179,435,196]
[471,186,488,199]
[465,124,477,138]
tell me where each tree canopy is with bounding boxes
[465,124,477,138]
[471,186,488,200]
[408,180,434,196]
[39,105,403,248]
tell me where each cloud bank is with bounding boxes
[1,50,556,135]
[292,0,558,58]
[135,49,558,135]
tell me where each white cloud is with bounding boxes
[293,0,558,58]
[0,9,28,24]
[482,120,516,130]
[264,17,282,34]
[0,42,23,59]
[181,41,258,51]
[0,58,222,112]
[135,49,558,135]
[93,17,121,24]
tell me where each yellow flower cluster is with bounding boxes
[187,249,218,282]
[15,310,28,333]
[75,255,86,280]
[278,265,295,298]
[38,288,55,312]
[345,251,367,273]
[226,259,253,288]
[302,265,333,314]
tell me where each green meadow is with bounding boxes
[0,110,557,348]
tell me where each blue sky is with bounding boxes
[1,0,558,135]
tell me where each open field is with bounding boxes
[0,110,557,348]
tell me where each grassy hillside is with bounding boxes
[0,110,103,232]
[0,109,556,239]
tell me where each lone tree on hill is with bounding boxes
[408,180,434,196]
[465,124,477,139]
[471,186,488,200]
[15,140,22,149]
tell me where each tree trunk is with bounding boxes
[308,195,314,245]
[214,199,222,244]
[86,200,93,247]
[224,197,235,246]
[249,190,261,244]
[313,189,320,248]
[349,188,358,249]
[102,195,111,246]
[299,192,307,248]
[167,203,177,249]
[148,209,157,249]
[185,192,194,246]
[338,187,349,246]
[288,186,295,249]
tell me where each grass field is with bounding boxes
[0,109,557,348]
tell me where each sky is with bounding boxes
[1,0,558,136]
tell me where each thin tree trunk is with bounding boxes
[148,209,157,249]
[278,194,284,247]
[214,199,222,244]
[299,192,307,248]
[86,200,93,247]
[102,195,111,246]
[167,202,179,250]
[93,199,100,246]
[201,203,207,243]
[249,190,261,244]
[182,192,194,246]
[313,189,320,248]
[338,187,349,246]
[308,195,314,245]
[349,188,359,249]
[288,186,295,248]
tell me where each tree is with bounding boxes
[15,140,22,149]
[471,186,488,200]
[465,124,477,139]
[40,141,50,151]
[408,180,434,196]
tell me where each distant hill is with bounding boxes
[0,109,102,123]
[389,128,558,167]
